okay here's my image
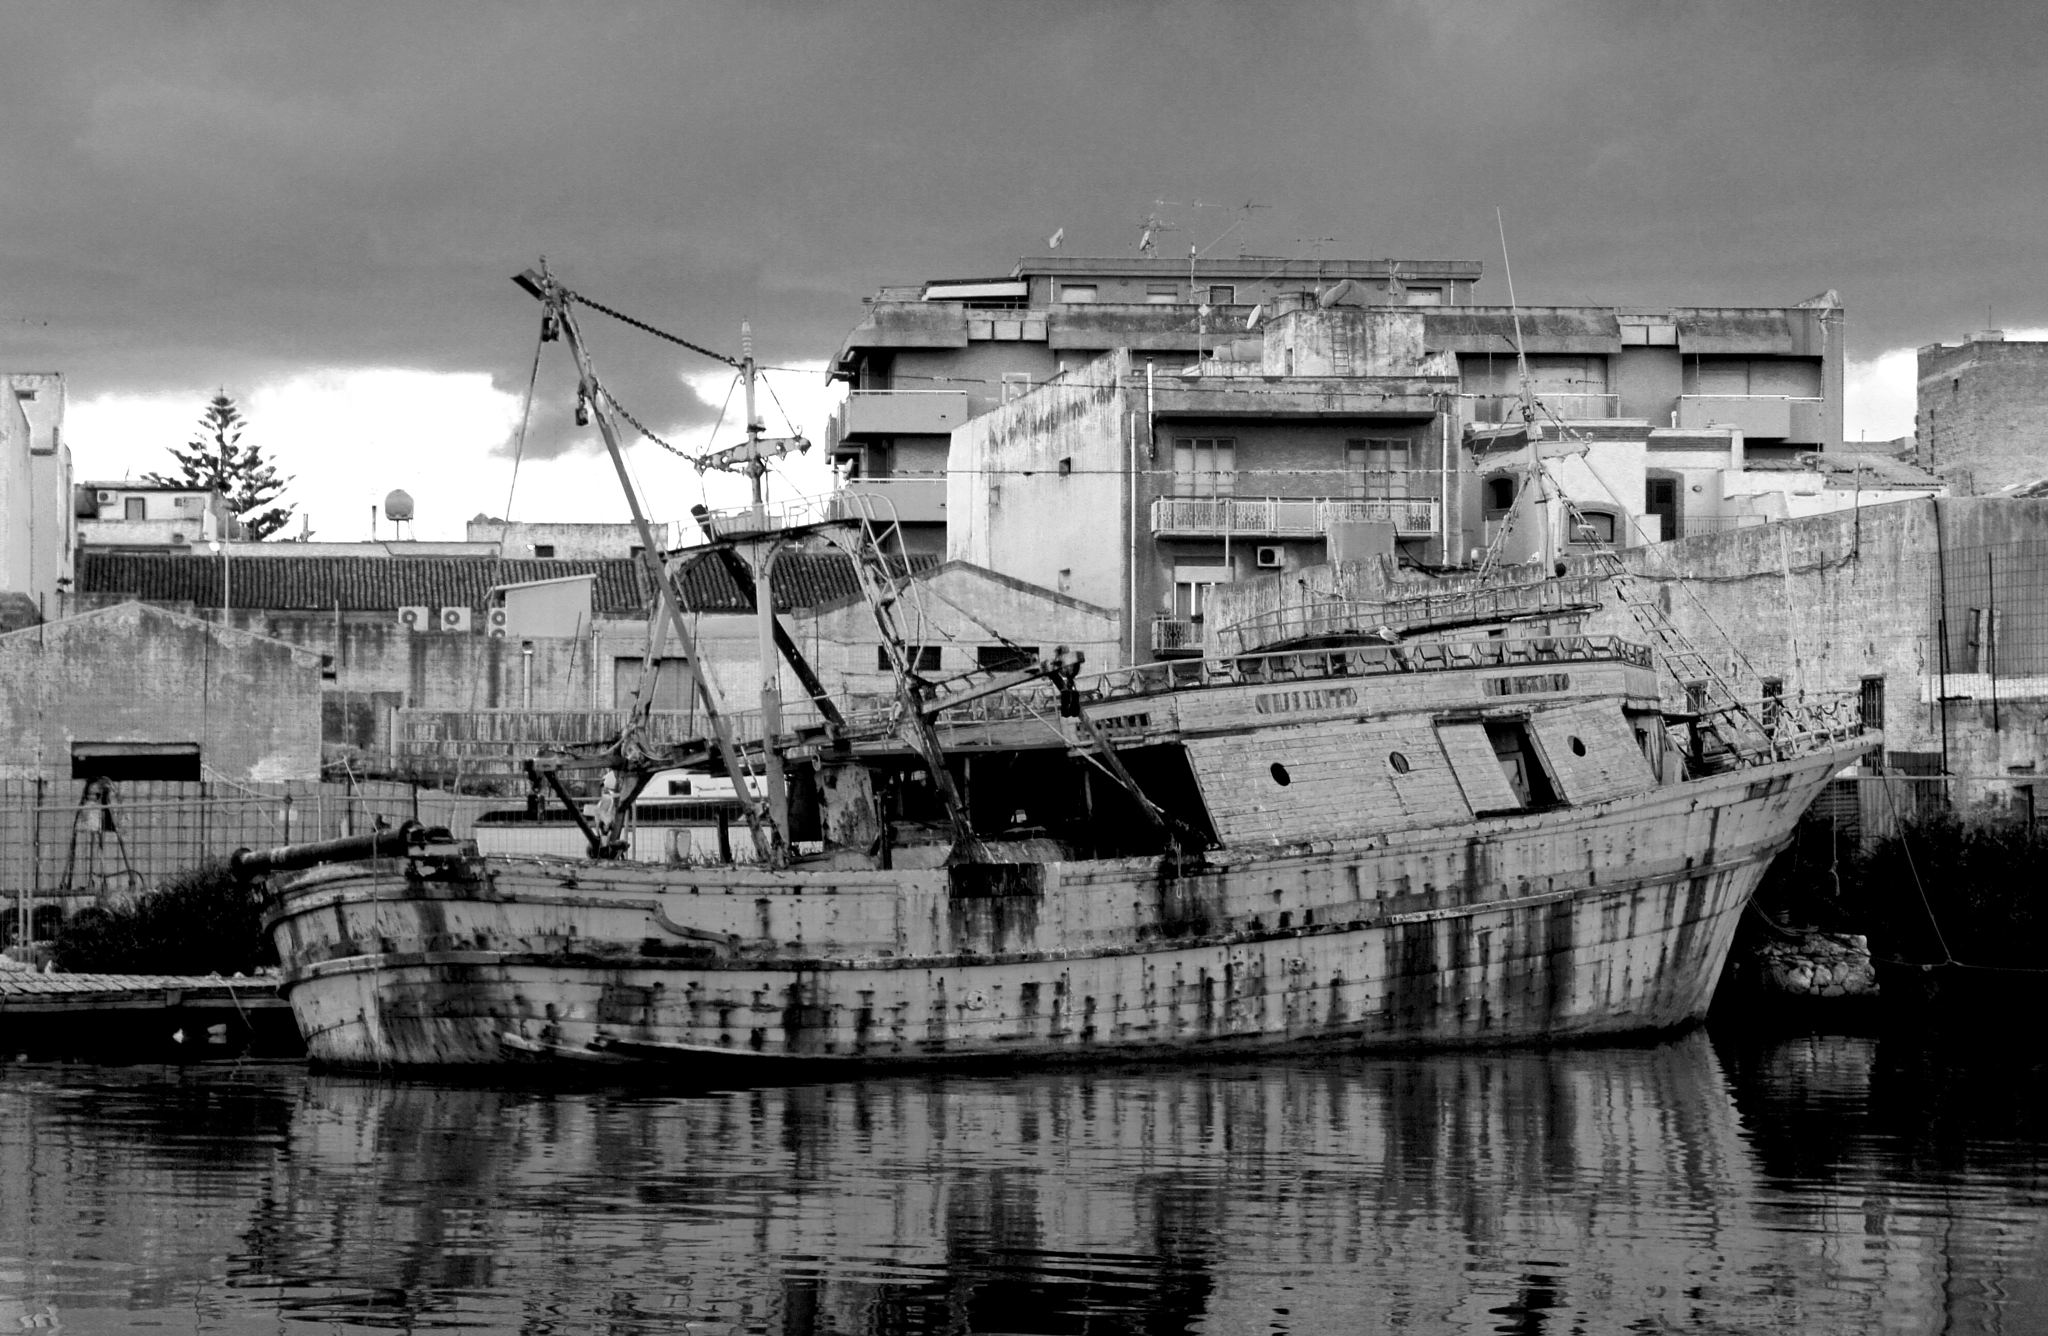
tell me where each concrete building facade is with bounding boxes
[0,601,323,783]
[1917,332,2048,494]
[0,373,72,627]
[828,256,1482,556]
[946,289,1857,663]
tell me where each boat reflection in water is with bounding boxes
[4,1033,2046,1332]
[216,1033,2038,1334]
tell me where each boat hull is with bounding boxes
[265,746,1859,1070]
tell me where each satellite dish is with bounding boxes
[383,489,415,522]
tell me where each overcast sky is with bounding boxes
[7,1,2045,537]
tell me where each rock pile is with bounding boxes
[1753,930,1879,999]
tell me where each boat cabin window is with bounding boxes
[1485,720,1559,809]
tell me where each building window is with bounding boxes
[1762,677,1783,731]
[1860,676,1885,731]
[1346,439,1410,500]
[533,544,555,558]
[1483,475,1517,517]
[879,646,942,673]
[999,372,1035,403]
[1172,566,1231,622]
[832,447,867,478]
[1207,285,1236,306]
[1403,287,1444,306]
[1567,509,1619,546]
[977,645,1038,672]
[1645,474,1681,542]
[1145,284,1179,305]
[1172,438,1236,498]
[1059,285,1098,304]
[123,496,146,520]
[615,657,692,710]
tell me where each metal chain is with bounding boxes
[567,290,741,369]
[600,387,695,463]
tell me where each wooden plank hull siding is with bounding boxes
[264,743,1856,1069]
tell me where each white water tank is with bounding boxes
[384,489,415,523]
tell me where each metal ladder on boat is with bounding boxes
[1555,492,1788,770]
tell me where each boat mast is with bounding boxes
[1497,208,1553,573]
[513,265,775,860]
[739,324,791,848]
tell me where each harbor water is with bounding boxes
[1,1026,2045,1333]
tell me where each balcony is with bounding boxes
[1151,616,1203,657]
[1151,494,1441,539]
[828,477,947,525]
[828,391,972,450]
[1677,395,1824,441]
[1463,392,1620,424]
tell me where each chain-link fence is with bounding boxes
[0,778,501,948]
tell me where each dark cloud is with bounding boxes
[5,0,2047,454]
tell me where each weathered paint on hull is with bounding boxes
[266,746,1856,1070]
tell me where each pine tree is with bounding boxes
[144,392,296,540]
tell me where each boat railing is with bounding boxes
[1215,575,1608,655]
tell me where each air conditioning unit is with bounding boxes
[398,606,429,631]
[440,607,473,633]
[95,490,113,504]
[1255,545,1284,569]
[485,607,509,639]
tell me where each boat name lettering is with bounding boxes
[1484,673,1571,697]
[1253,687,1358,715]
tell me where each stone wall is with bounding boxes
[1918,338,2048,494]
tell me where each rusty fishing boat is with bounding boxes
[246,266,1872,1070]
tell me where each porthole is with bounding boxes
[1569,736,1586,756]
[1270,762,1291,786]
[1388,751,1411,774]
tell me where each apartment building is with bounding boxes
[948,282,1855,662]
[828,255,1481,555]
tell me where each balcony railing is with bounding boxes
[1464,392,1620,424]
[1151,616,1202,656]
[827,477,947,525]
[1151,494,1441,539]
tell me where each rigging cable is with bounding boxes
[455,321,546,795]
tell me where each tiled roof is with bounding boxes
[670,550,940,613]
[78,549,940,616]
[79,552,651,613]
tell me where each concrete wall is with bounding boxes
[805,562,1122,695]
[1597,497,2048,796]
[1917,338,2048,494]
[0,373,70,621]
[465,519,665,559]
[0,602,321,782]
[949,350,1135,636]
